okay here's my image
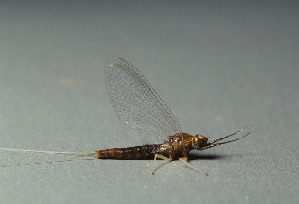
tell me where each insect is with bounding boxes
[95,57,251,175]
[0,57,251,175]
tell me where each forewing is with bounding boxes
[105,57,182,144]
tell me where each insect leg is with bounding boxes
[179,157,208,176]
[208,124,252,145]
[199,132,251,151]
[152,154,172,175]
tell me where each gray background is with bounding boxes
[0,1,298,204]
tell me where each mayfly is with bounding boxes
[1,57,251,175]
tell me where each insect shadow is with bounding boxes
[188,153,227,161]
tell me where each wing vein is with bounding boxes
[105,57,182,143]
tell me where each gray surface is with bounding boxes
[0,1,298,204]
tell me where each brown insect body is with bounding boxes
[95,133,208,160]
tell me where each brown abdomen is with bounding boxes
[95,145,156,160]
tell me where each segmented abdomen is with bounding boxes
[95,145,161,160]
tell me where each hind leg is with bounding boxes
[152,154,173,175]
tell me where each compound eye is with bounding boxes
[196,134,205,139]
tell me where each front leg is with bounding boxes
[152,154,173,175]
[179,157,208,176]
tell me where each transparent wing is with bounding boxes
[105,57,182,144]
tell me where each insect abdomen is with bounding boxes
[95,145,155,160]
